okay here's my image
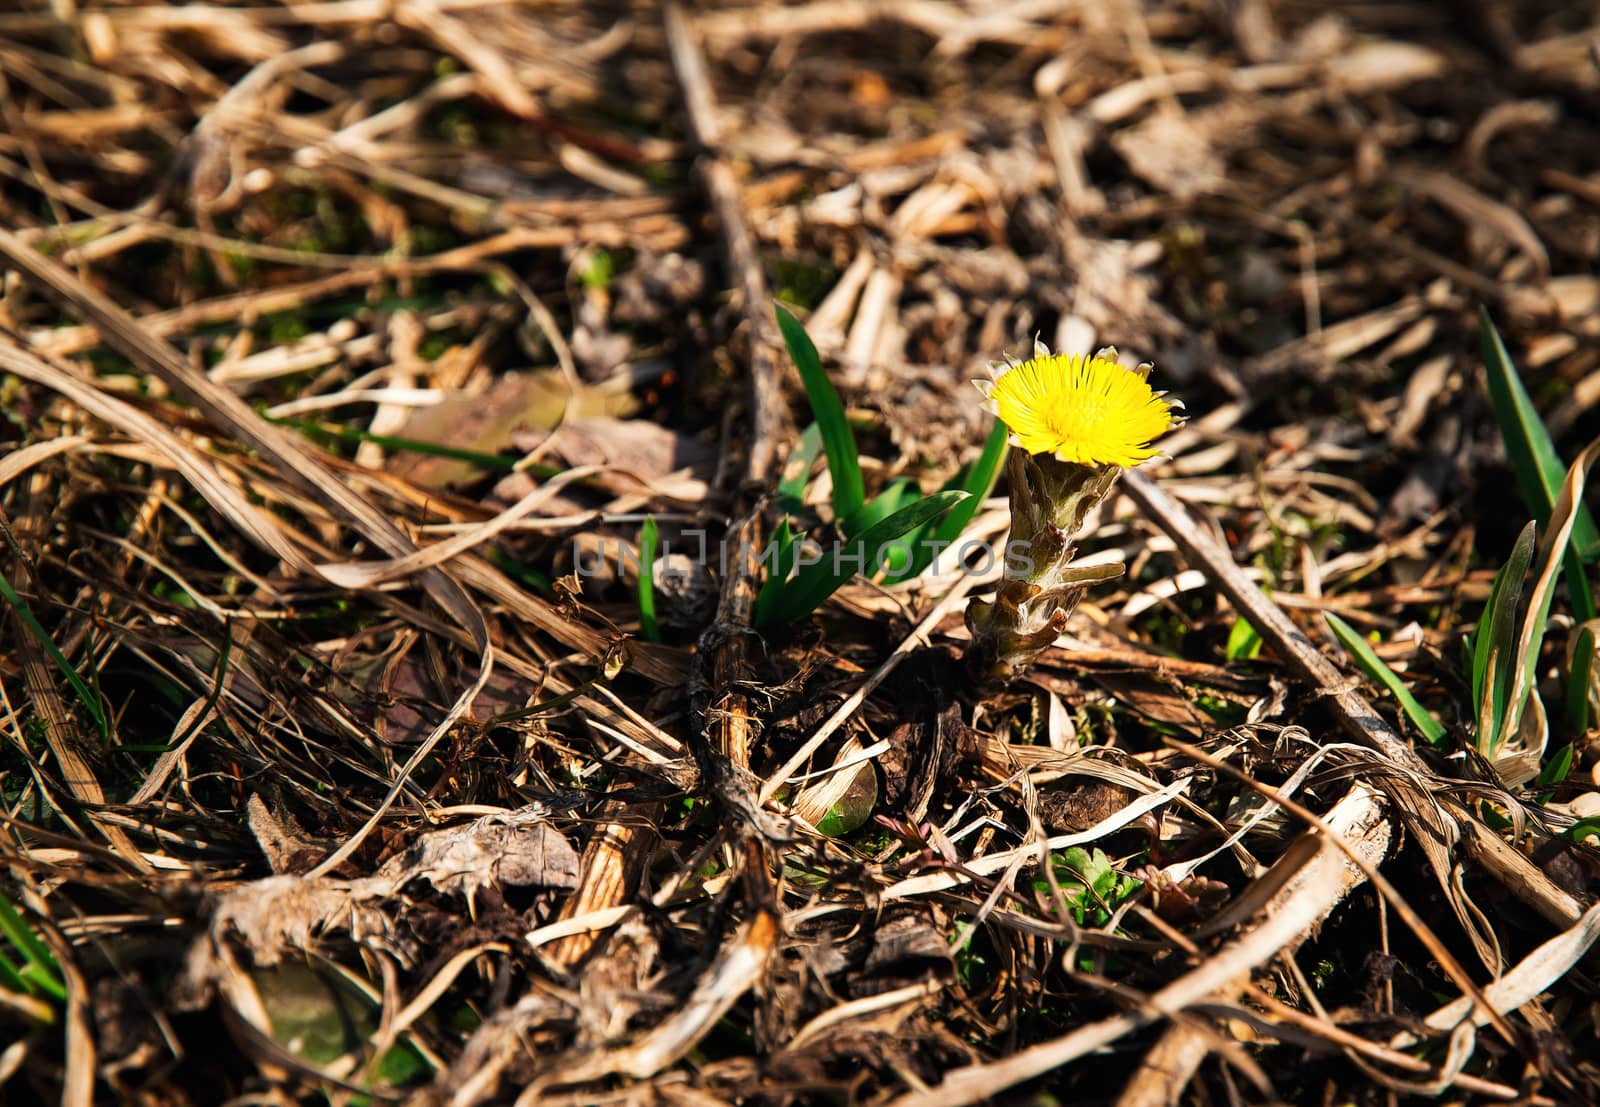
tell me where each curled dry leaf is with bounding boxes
[176,805,577,1007]
[376,805,581,897]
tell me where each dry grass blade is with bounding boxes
[1121,470,1421,768]
[536,908,779,1089]
[1394,901,1600,1050]
[0,229,488,640]
[3,490,148,870]
[666,0,784,843]
[760,555,997,803]
[36,913,94,1107]
[1229,987,1538,1102]
[0,229,498,876]
[0,342,331,572]
[1121,468,1583,949]
[887,784,1393,1107]
[1169,741,1517,1043]
[5,2,1599,1101]
[663,0,781,484]
[0,435,91,486]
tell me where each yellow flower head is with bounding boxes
[977,343,1177,467]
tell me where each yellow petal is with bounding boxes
[986,351,1175,467]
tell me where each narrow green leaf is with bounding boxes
[18,962,65,1001]
[760,492,968,625]
[0,893,51,970]
[841,478,919,540]
[1567,626,1595,735]
[1480,309,1600,562]
[1481,309,1598,640]
[777,423,824,516]
[933,418,1009,544]
[1326,613,1447,745]
[890,417,1010,582]
[0,892,64,1002]
[885,496,963,584]
[1568,552,1596,626]
[1567,816,1600,844]
[1472,521,1536,753]
[1480,802,1514,832]
[776,304,864,521]
[637,517,661,643]
[1499,435,1600,756]
[487,549,553,593]
[0,949,28,996]
[1224,617,1263,661]
[0,568,109,742]
[1471,538,1515,708]
[753,516,800,626]
[1537,744,1573,789]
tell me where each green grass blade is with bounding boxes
[0,568,109,742]
[890,417,1010,582]
[637,517,661,644]
[923,417,1008,561]
[776,304,864,522]
[841,478,920,540]
[1224,617,1263,661]
[1472,521,1535,751]
[487,549,553,593]
[778,423,823,516]
[1326,613,1447,745]
[760,492,968,625]
[1500,435,1600,755]
[885,476,967,583]
[0,948,28,996]
[1567,550,1596,626]
[1567,625,1595,734]
[753,516,800,626]
[931,418,1009,546]
[1569,816,1600,844]
[1470,546,1511,707]
[1480,309,1600,563]
[0,893,51,972]
[1537,743,1573,788]
[0,892,65,1003]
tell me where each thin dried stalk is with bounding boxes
[889,782,1393,1107]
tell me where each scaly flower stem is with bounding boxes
[966,449,1128,683]
[964,343,1180,685]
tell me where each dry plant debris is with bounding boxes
[1,1,1599,1104]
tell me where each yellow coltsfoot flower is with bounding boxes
[976,342,1177,467]
[966,341,1181,684]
